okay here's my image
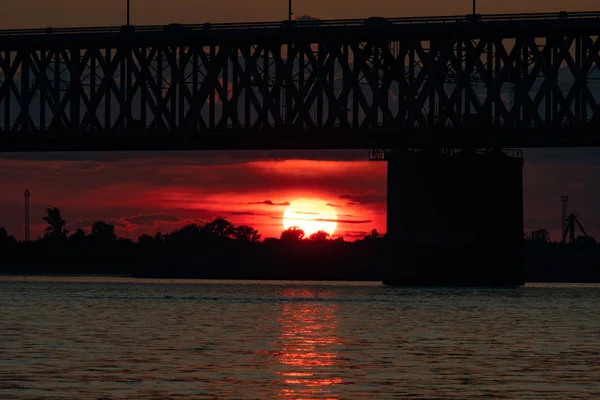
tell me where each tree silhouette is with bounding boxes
[154,232,165,245]
[526,228,550,243]
[0,227,16,246]
[173,224,201,237]
[91,221,117,244]
[233,225,261,242]
[309,230,330,241]
[43,207,68,238]
[165,224,202,248]
[138,234,154,246]
[202,218,234,238]
[333,235,345,243]
[69,228,88,244]
[281,226,305,241]
[363,229,380,240]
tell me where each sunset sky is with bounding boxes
[0,151,389,240]
[1,1,600,241]
[1,148,600,242]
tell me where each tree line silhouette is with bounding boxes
[0,207,384,279]
[1,207,599,282]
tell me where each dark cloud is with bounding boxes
[326,203,341,208]
[168,208,231,220]
[69,217,129,231]
[344,231,369,238]
[70,212,212,233]
[0,156,387,204]
[109,219,131,229]
[123,214,183,227]
[339,194,386,205]
[231,211,272,216]
[248,200,290,206]
[320,218,372,224]
[201,164,384,194]
[271,216,371,224]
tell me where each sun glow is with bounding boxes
[282,199,338,237]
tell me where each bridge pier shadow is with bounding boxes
[383,148,525,286]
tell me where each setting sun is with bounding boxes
[283,199,338,237]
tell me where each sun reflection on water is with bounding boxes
[277,288,342,399]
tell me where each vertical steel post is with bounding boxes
[40,50,47,132]
[21,49,30,131]
[105,48,112,131]
[575,37,582,126]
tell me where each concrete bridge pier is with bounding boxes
[382,149,525,286]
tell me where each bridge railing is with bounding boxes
[1,11,600,37]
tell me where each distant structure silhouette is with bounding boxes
[24,189,30,242]
[559,196,594,244]
[562,213,591,244]
[562,212,593,244]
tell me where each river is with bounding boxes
[1,276,599,398]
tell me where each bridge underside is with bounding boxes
[2,129,600,152]
[1,12,600,151]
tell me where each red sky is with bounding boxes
[1,149,600,242]
[0,151,388,241]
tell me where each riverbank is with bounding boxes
[2,241,598,284]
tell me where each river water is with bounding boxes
[1,276,599,399]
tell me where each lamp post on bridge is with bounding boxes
[127,0,131,26]
[472,0,476,15]
[289,0,293,22]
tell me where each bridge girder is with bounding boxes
[0,15,600,150]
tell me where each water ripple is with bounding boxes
[0,277,599,399]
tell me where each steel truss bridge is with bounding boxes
[1,11,600,151]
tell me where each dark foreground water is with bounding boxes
[1,277,599,399]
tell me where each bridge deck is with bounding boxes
[2,129,600,152]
